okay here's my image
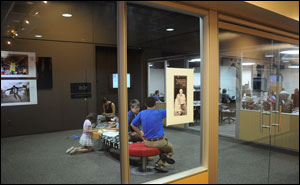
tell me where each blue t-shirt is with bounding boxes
[132,109,166,139]
[153,96,160,101]
[128,110,136,132]
[116,122,119,129]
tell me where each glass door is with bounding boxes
[268,42,299,184]
[219,29,299,184]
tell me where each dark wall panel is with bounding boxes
[1,39,97,137]
[96,47,146,114]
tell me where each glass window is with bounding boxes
[127,3,202,183]
[218,29,299,184]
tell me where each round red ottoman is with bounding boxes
[129,142,161,157]
[129,142,161,175]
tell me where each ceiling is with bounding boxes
[1,1,200,56]
[183,1,299,34]
[245,1,299,21]
[1,1,298,62]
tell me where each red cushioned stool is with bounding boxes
[129,142,161,175]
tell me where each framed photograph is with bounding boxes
[166,68,194,126]
[1,51,36,78]
[36,57,53,89]
[1,80,38,106]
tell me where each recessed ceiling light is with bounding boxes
[242,63,255,66]
[62,13,72,18]
[288,65,299,69]
[189,58,201,62]
[25,20,30,24]
[166,28,174,32]
[7,41,11,45]
[280,50,299,55]
[35,12,39,15]
[35,35,43,38]
[265,54,274,58]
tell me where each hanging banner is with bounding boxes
[166,68,194,126]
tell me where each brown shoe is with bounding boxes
[147,157,154,161]
[155,164,168,173]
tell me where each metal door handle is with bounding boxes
[270,106,272,136]
[272,106,282,132]
[260,104,271,134]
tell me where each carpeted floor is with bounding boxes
[1,128,298,184]
[218,136,299,184]
[1,128,201,184]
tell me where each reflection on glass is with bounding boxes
[129,3,202,184]
[219,29,299,184]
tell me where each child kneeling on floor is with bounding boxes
[66,113,98,155]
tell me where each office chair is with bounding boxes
[221,103,236,124]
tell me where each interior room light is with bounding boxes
[288,65,299,69]
[34,35,43,38]
[242,63,255,66]
[166,28,174,32]
[149,64,153,67]
[6,41,11,45]
[25,20,30,24]
[189,58,201,62]
[280,50,299,55]
[35,12,39,15]
[265,54,274,58]
[43,1,47,4]
[62,13,72,18]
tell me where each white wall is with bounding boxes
[282,68,299,94]
[242,66,252,89]
[220,66,236,97]
[149,68,165,96]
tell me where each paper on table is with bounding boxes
[102,132,119,137]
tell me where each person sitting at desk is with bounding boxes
[153,90,161,102]
[131,97,175,173]
[128,99,143,142]
[222,89,233,103]
[102,97,115,116]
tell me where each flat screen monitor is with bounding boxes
[269,75,282,82]
[112,73,130,88]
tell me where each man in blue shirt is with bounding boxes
[153,90,160,102]
[131,97,175,172]
[128,99,143,142]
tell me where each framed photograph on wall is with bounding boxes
[166,68,194,126]
[36,57,53,89]
[1,80,38,106]
[1,51,36,78]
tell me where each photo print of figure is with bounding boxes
[1,54,29,76]
[1,81,30,103]
[174,75,187,116]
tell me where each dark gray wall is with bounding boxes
[1,39,97,137]
[95,47,147,114]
